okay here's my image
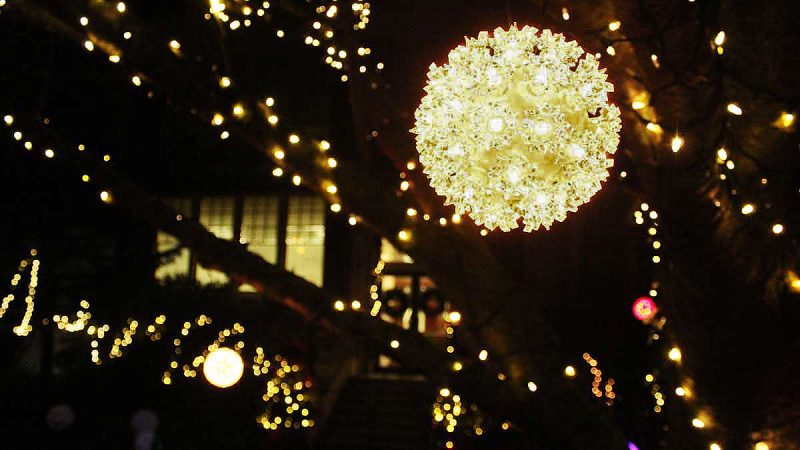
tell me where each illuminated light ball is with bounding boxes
[754,443,769,450]
[632,296,657,322]
[412,25,621,232]
[202,347,244,388]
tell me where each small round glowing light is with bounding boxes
[232,104,245,118]
[348,216,358,226]
[44,149,55,158]
[79,17,89,26]
[212,113,225,126]
[351,300,361,310]
[326,184,338,194]
[327,158,337,168]
[726,103,743,115]
[319,140,331,151]
[99,190,112,203]
[675,386,687,397]
[527,381,538,392]
[771,223,784,235]
[288,134,300,144]
[717,147,728,161]
[671,135,684,152]
[439,387,451,397]
[292,175,302,186]
[691,418,705,429]
[668,347,682,362]
[116,2,127,13]
[406,208,418,217]
[564,365,576,377]
[714,31,726,46]
[202,347,244,388]
[273,148,285,160]
[710,443,722,450]
[741,203,755,215]
[219,77,232,88]
[412,25,621,232]
[390,340,400,349]
[608,21,621,31]
[632,296,657,322]
[272,168,283,177]
[169,40,181,51]
[777,112,795,128]
[84,41,95,51]
[478,349,488,361]
[333,300,345,311]
[397,229,411,242]
[754,442,769,450]
[2,115,13,125]
[330,203,342,213]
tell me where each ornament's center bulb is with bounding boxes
[489,118,504,132]
[534,121,552,135]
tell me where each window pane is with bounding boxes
[285,196,325,287]
[155,198,192,281]
[196,197,235,285]
[241,196,279,264]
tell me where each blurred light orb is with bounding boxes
[203,347,244,388]
[413,25,621,232]
[632,296,657,322]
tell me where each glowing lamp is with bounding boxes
[632,296,657,322]
[203,347,244,388]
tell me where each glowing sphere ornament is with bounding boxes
[202,347,244,388]
[412,25,621,232]
[632,296,657,322]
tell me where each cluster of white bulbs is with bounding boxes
[413,25,621,232]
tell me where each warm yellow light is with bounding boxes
[326,184,338,194]
[777,112,795,128]
[452,361,463,371]
[413,25,620,232]
[327,158,337,168]
[675,386,686,397]
[99,191,112,203]
[527,381,538,392]
[2,115,12,125]
[561,7,570,20]
[439,387,451,397]
[232,104,245,118]
[288,134,300,144]
[109,54,121,63]
[272,168,283,177]
[645,374,654,383]
[478,349,488,361]
[330,203,341,213]
[646,122,663,134]
[716,147,728,161]
[390,339,400,349]
[319,140,331,151]
[212,113,224,126]
[267,115,279,125]
[397,229,411,242]
[400,180,410,191]
[608,21,621,31]
[448,311,461,323]
[771,223,784,235]
[351,300,361,310]
[84,40,95,51]
[169,40,181,50]
[203,347,244,388]
[714,31,726,46]
[273,148,285,160]
[406,161,416,170]
[348,216,358,226]
[741,203,755,215]
[131,75,142,86]
[451,214,462,224]
[81,174,90,182]
[333,300,345,311]
[754,442,769,450]
[632,100,647,110]
[671,135,684,152]
[668,347,682,362]
[564,365,576,377]
[406,208,417,217]
[116,2,127,13]
[692,418,705,428]
[79,16,89,26]
[710,444,722,450]
[292,175,302,186]
[727,103,743,115]
[44,149,55,158]
[219,77,232,88]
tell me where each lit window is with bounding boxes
[155,198,192,281]
[196,197,235,285]
[285,197,325,286]
[241,196,279,263]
